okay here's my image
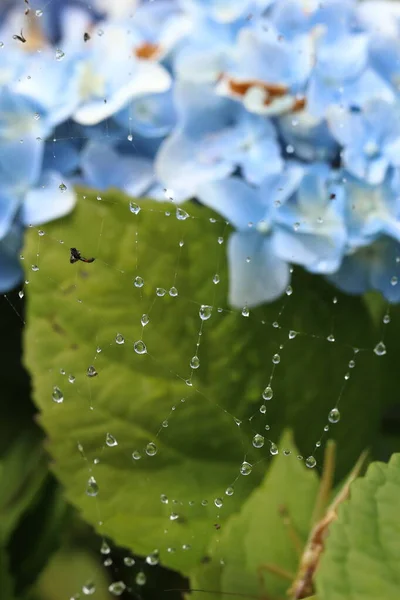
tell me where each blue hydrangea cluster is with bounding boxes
[2,0,400,308]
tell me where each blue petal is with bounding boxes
[81,142,154,197]
[328,237,400,302]
[196,178,266,229]
[0,219,24,293]
[22,171,76,226]
[0,137,44,194]
[0,192,19,241]
[228,231,290,308]
[113,90,177,138]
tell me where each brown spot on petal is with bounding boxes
[227,77,288,99]
[134,42,161,60]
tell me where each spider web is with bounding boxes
[0,2,395,600]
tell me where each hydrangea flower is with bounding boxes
[327,100,400,184]
[196,166,303,307]
[1,0,400,308]
[155,81,283,198]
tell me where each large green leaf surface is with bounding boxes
[24,189,383,574]
[190,430,319,600]
[316,453,400,600]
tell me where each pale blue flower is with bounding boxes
[327,100,400,184]
[196,166,303,307]
[341,171,400,247]
[80,140,155,197]
[70,22,172,125]
[113,89,177,138]
[155,82,283,199]
[327,236,400,302]
[216,22,313,116]
[272,163,347,274]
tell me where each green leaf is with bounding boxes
[8,476,69,596]
[0,432,47,543]
[24,189,382,574]
[316,453,400,600]
[0,546,16,600]
[190,430,319,600]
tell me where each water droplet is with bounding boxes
[288,330,297,340]
[35,9,43,16]
[383,314,391,324]
[169,286,178,297]
[213,274,220,284]
[391,276,398,286]
[240,461,252,476]
[146,550,159,566]
[374,341,386,356]
[182,544,191,551]
[348,359,355,368]
[100,541,111,555]
[262,386,273,401]
[38,229,45,236]
[201,499,208,506]
[141,314,150,326]
[283,448,291,456]
[123,557,135,566]
[108,581,126,596]
[60,369,65,375]
[127,134,133,142]
[55,48,65,61]
[246,256,251,263]
[270,443,279,456]
[272,321,279,328]
[146,442,157,456]
[86,476,99,496]
[179,240,184,247]
[132,450,141,460]
[169,512,179,520]
[82,581,96,595]
[199,305,212,320]
[293,221,300,231]
[160,494,168,504]
[106,433,118,447]
[233,417,242,426]
[344,372,350,380]
[218,236,224,244]
[176,207,189,221]
[214,497,223,507]
[242,306,249,317]
[18,290,24,299]
[272,353,280,364]
[225,486,234,496]
[97,29,104,36]
[324,425,329,432]
[286,285,293,296]
[31,264,39,272]
[134,276,144,288]
[156,287,166,296]
[87,365,98,377]
[135,572,146,586]
[260,404,267,414]
[68,374,75,383]
[162,419,168,427]
[328,408,340,423]
[252,434,264,448]
[327,334,335,342]
[190,356,200,369]
[134,340,147,354]
[52,386,63,403]
[129,201,140,214]
[305,456,317,469]
[115,333,124,344]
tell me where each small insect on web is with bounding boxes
[13,29,26,43]
[70,247,96,264]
